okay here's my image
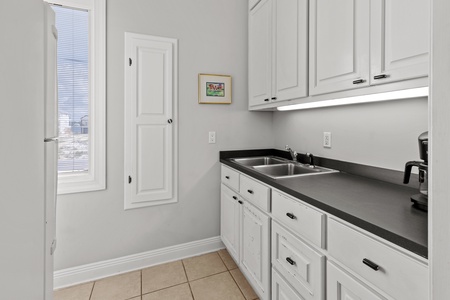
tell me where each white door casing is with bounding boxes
[124,33,178,209]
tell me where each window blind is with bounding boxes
[53,6,89,173]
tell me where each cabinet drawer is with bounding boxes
[328,218,428,300]
[272,190,325,248]
[272,221,325,300]
[327,261,385,300]
[221,165,239,191]
[240,175,271,212]
[272,268,304,300]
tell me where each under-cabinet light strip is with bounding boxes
[276,87,429,111]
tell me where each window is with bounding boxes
[47,0,106,194]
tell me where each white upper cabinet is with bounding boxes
[249,0,272,106]
[124,33,178,209]
[309,0,370,95]
[309,0,429,96]
[370,0,429,85]
[249,0,308,107]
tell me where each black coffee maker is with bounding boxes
[403,132,428,211]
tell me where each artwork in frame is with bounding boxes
[198,74,232,104]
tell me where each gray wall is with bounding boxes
[0,1,46,298]
[273,97,428,171]
[55,0,274,270]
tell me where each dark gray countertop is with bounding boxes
[220,149,428,259]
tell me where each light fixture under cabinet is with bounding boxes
[276,87,429,111]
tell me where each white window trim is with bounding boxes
[46,0,106,194]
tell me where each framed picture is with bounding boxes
[198,74,232,104]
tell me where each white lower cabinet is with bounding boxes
[241,200,271,300]
[220,184,242,263]
[328,218,428,300]
[272,268,304,300]
[272,221,325,300]
[327,261,386,300]
[220,165,428,300]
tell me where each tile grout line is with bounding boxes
[181,259,196,299]
[88,281,95,300]
[228,269,248,300]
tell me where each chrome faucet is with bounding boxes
[306,152,315,168]
[285,145,298,161]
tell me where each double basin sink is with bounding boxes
[230,156,337,179]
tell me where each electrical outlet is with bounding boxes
[323,132,332,148]
[209,131,216,144]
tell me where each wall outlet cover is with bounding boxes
[323,132,331,148]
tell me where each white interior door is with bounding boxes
[124,33,178,209]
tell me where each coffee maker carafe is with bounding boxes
[403,132,428,211]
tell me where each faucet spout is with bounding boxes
[285,145,298,161]
[306,153,315,168]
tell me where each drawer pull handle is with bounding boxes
[286,257,296,265]
[373,74,388,80]
[362,258,380,271]
[238,200,243,204]
[232,196,237,200]
[286,212,296,220]
[247,189,254,194]
[264,98,270,102]
[225,176,230,179]
[352,79,365,84]
[271,97,277,100]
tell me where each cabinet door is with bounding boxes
[273,0,308,102]
[272,268,304,300]
[309,0,370,95]
[370,0,429,85]
[241,201,271,300]
[327,261,386,300]
[220,184,241,263]
[249,0,272,106]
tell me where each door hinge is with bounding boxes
[128,176,132,184]
[129,58,132,66]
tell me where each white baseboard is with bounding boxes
[54,236,224,289]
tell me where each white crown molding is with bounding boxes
[54,236,224,289]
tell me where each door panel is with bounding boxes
[220,184,241,263]
[124,33,177,209]
[274,0,308,101]
[310,0,370,95]
[249,0,272,106]
[370,0,429,84]
[241,201,270,300]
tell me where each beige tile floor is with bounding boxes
[54,249,259,300]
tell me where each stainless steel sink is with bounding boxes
[231,156,288,167]
[253,163,336,179]
[230,155,337,179]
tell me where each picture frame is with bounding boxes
[198,74,232,104]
